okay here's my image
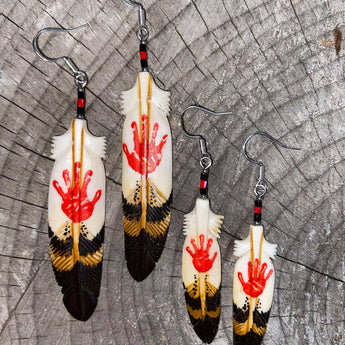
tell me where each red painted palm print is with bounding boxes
[53,161,102,223]
[186,234,217,273]
[123,114,168,175]
[238,258,273,298]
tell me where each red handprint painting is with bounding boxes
[123,114,168,176]
[53,161,102,223]
[237,258,273,298]
[186,234,217,273]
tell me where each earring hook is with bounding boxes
[123,0,149,42]
[243,131,300,199]
[179,105,233,170]
[32,24,88,89]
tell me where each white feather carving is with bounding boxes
[183,198,223,237]
[182,197,223,343]
[51,120,106,160]
[182,197,223,292]
[121,71,172,281]
[234,225,277,259]
[48,118,106,236]
[121,71,172,203]
[233,225,277,342]
[121,72,170,117]
[47,116,106,321]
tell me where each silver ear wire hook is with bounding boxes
[123,0,149,42]
[243,131,301,200]
[32,24,89,89]
[179,105,233,170]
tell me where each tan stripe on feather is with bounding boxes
[80,248,103,267]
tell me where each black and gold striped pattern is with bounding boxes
[233,302,270,344]
[48,222,104,321]
[184,274,221,344]
[123,178,172,281]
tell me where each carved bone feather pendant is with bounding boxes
[122,71,172,281]
[233,225,277,344]
[48,118,106,321]
[182,198,223,344]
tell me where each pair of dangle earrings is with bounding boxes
[32,0,172,321]
[33,3,300,344]
[179,108,299,344]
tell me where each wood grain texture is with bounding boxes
[0,0,344,344]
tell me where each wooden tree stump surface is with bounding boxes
[1,0,344,344]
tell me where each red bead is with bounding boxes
[200,180,207,189]
[254,206,261,214]
[77,98,85,108]
[140,51,147,60]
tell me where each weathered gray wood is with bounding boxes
[1,0,345,344]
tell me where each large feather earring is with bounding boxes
[33,26,106,321]
[178,106,232,344]
[121,0,172,281]
[233,132,300,344]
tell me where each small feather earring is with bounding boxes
[33,26,106,321]
[121,0,172,281]
[179,106,232,344]
[233,132,300,344]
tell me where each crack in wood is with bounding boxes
[277,253,345,284]
[1,13,24,31]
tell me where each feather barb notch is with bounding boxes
[182,198,223,343]
[48,119,106,321]
[122,72,172,281]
